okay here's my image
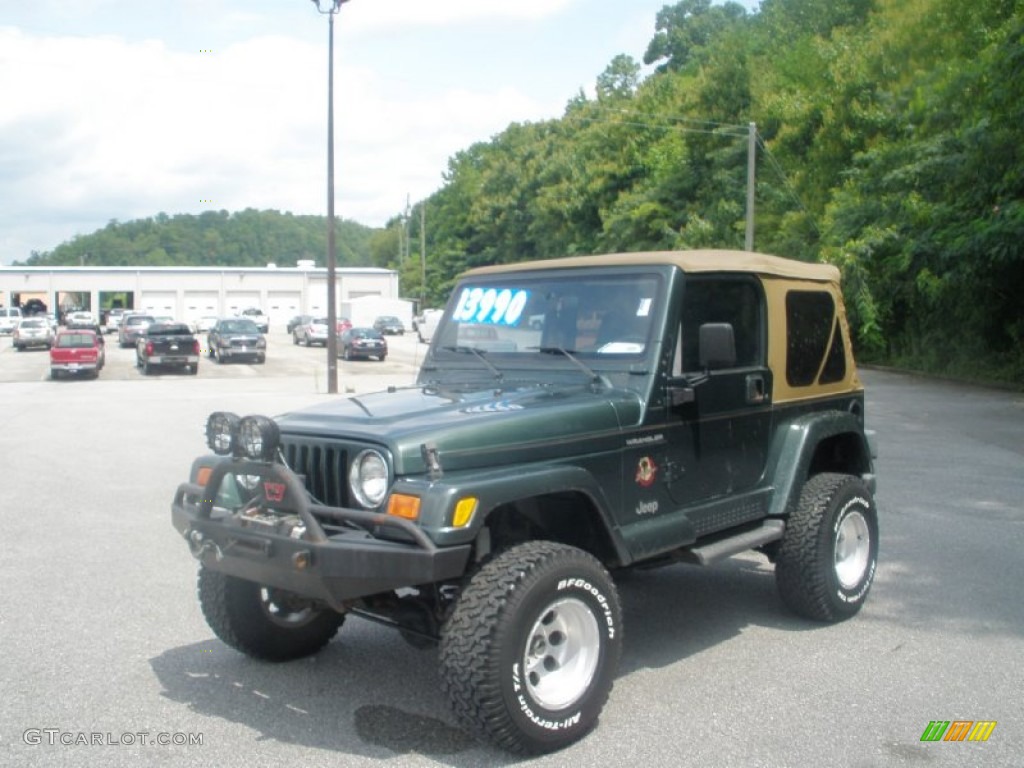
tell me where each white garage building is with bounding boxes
[0,263,410,330]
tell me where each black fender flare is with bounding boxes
[391,462,630,564]
[765,410,875,519]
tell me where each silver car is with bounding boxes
[12,317,54,350]
[293,317,328,347]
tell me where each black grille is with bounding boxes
[281,439,349,507]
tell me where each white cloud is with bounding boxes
[332,0,577,31]
[0,25,554,261]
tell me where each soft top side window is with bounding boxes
[675,277,764,374]
[785,290,846,386]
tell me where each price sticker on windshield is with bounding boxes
[452,287,529,326]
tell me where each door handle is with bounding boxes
[746,374,767,404]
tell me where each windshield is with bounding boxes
[219,320,259,333]
[433,272,661,360]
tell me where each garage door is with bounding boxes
[140,291,177,317]
[182,291,219,325]
[224,292,260,316]
[267,291,301,331]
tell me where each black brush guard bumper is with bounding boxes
[171,459,471,609]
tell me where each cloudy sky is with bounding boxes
[1,0,758,265]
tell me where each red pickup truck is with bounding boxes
[50,329,105,379]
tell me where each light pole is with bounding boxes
[311,0,350,394]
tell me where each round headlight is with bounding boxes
[237,415,280,462]
[206,412,240,455]
[349,449,389,508]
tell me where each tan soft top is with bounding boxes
[465,250,840,284]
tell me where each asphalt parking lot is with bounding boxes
[0,336,1020,767]
[0,326,426,389]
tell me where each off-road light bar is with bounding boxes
[206,411,240,455]
[237,415,280,462]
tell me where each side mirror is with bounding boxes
[699,323,736,370]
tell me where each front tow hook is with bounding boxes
[187,529,223,561]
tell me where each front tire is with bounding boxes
[439,541,622,754]
[197,568,344,661]
[776,473,878,622]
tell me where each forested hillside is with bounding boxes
[21,0,1022,381]
[394,0,1020,382]
[19,209,377,269]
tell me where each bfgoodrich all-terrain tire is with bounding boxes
[439,541,622,754]
[776,472,878,622]
[197,567,344,661]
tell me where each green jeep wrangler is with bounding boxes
[172,250,878,754]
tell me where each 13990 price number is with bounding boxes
[452,287,530,326]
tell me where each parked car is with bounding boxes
[286,314,312,334]
[104,308,129,334]
[12,317,54,350]
[294,317,329,347]
[416,308,443,343]
[170,249,878,755]
[137,322,201,375]
[456,323,518,352]
[195,316,219,333]
[238,307,269,333]
[207,318,266,364]
[0,307,22,334]
[373,315,405,335]
[49,328,104,379]
[118,313,155,347]
[65,310,97,328]
[21,298,47,317]
[339,327,387,361]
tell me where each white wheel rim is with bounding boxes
[260,588,317,628]
[835,510,871,589]
[522,597,600,711]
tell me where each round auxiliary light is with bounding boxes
[349,449,389,508]
[237,415,280,462]
[206,412,240,455]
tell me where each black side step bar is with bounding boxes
[683,519,786,566]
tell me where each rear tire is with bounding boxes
[776,473,878,622]
[440,541,622,754]
[197,568,344,661]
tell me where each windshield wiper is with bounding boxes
[532,347,606,389]
[440,345,503,381]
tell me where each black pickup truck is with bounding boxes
[136,322,201,375]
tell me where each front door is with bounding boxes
[661,275,773,535]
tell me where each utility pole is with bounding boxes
[310,0,351,395]
[419,202,426,309]
[403,194,412,264]
[745,121,756,252]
